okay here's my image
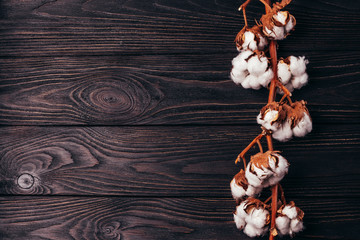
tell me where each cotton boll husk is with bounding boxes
[292,113,312,137]
[246,208,269,229]
[289,56,309,76]
[276,215,291,236]
[258,69,274,87]
[282,205,298,220]
[246,75,262,90]
[272,120,293,142]
[230,178,246,200]
[277,61,292,85]
[290,218,304,234]
[292,73,309,89]
[244,224,267,237]
[233,212,246,230]
[247,55,269,77]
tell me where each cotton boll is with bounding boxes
[282,205,298,220]
[241,77,252,89]
[276,215,291,236]
[244,224,266,237]
[230,178,246,200]
[265,26,285,40]
[272,120,293,142]
[242,31,257,51]
[289,56,309,77]
[233,212,246,230]
[257,110,279,131]
[277,61,292,85]
[292,73,309,89]
[285,15,295,32]
[273,11,288,25]
[258,69,274,87]
[245,165,263,188]
[246,208,269,229]
[292,113,312,137]
[247,55,269,77]
[290,218,304,235]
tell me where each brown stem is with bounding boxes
[278,183,286,205]
[264,1,279,239]
[235,131,266,168]
[257,139,264,153]
[239,0,252,26]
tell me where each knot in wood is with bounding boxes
[17,173,35,189]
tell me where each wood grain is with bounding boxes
[0,124,358,197]
[0,196,359,240]
[0,0,359,58]
[0,53,358,125]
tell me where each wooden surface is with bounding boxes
[0,0,359,239]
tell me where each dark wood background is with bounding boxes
[0,0,359,239]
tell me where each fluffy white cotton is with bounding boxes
[265,154,289,186]
[278,61,292,85]
[285,16,295,32]
[258,35,268,50]
[264,26,285,40]
[245,166,263,188]
[272,119,293,142]
[248,55,268,77]
[242,31,258,51]
[231,51,273,89]
[233,212,246,230]
[244,223,266,237]
[289,56,309,76]
[246,208,269,229]
[292,73,309,89]
[273,11,288,25]
[292,113,312,137]
[290,218,304,234]
[257,110,279,131]
[282,205,298,220]
[230,178,262,200]
[275,215,291,235]
[230,178,246,200]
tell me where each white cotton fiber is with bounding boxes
[259,68,274,87]
[276,215,291,235]
[285,16,295,32]
[248,55,268,77]
[292,113,312,137]
[244,223,266,237]
[257,110,279,131]
[273,11,288,25]
[245,165,263,188]
[272,120,293,142]
[282,205,298,220]
[247,75,262,90]
[233,212,246,230]
[292,73,309,89]
[290,218,304,234]
[246,208,269,229]
[230,178,246,200]
[258,35,268,50]
[278,61,292,85]
[289,56,308,76]
[265,26,286,40]
[242,31,257,51]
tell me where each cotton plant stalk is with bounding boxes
[230,0,311,239]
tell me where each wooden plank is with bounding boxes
[0,124,358,197]
[0,53,358,125]
[0,196,359,240]
[0,0,359,57]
